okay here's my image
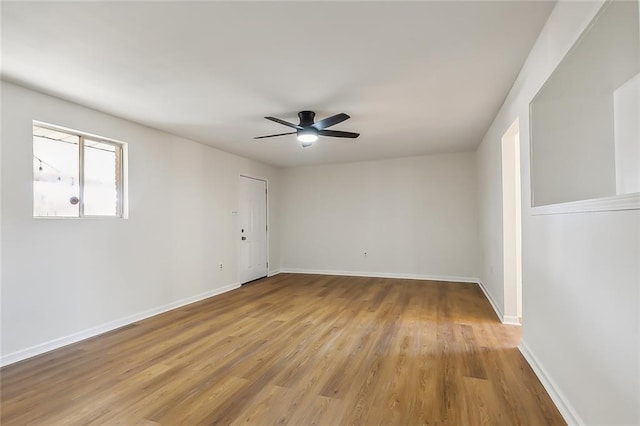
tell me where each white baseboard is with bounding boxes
[0,282,240,367]
[502,315,521,326]
[268,269,281,277]
[278,268,479,284]
[477,280,505,323]
[476,281,521,326]
[518,340,583,425]
[478,280,522,326]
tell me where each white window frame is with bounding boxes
[33,121,128,219]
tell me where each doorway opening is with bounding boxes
[501,118,522,325]
[238,175,268,285]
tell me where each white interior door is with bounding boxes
[238,176,268,284]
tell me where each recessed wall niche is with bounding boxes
[530,0,639,208]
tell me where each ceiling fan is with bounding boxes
[255,111,360,147]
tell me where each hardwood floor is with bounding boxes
[0,274,565,425]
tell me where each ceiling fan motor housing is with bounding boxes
[298,111,316,127]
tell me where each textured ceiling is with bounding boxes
[1,1,555,167]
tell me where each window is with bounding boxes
[33,123,126,218]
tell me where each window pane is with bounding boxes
[84,140,118,216]
[33,126,80,217]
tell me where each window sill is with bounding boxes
[33,215,127,220]
[531,193,640,215]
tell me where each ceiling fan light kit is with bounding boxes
[297,128,318,144]
[255,110,359,148]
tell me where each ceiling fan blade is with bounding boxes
[318,129,360,139]
[312,113,350,130]
[265,116,302,130]
[254,131,296,139]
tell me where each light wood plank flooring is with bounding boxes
[0,274,565,425]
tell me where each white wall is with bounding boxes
[279,153,480,282]
[0,81,281,364]
[477,1,639,424]
[531,92,616,204]
[614,73,640,194]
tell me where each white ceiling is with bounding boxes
[1,1,555,168]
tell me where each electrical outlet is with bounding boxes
[364,252,367,257]
[219,263,223,270]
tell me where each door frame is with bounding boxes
[237,174,270,284]
[501,118,522,325]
